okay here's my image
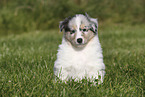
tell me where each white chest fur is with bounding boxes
[54,35,105,83]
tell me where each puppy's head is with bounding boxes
[60,13,98,48]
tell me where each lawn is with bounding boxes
[0,24,144,96]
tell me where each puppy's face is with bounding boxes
[60,14,98,48]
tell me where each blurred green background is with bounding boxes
[0,0,145,35]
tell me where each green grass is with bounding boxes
[0,25,144,96]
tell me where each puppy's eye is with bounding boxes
[82,29,87,32]
[70,30,75,34]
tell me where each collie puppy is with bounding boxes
[54,13,105,84]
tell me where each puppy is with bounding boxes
[54,13,105,84]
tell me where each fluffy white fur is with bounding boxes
[54,14,105,84]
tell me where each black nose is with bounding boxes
[77,38,83,43]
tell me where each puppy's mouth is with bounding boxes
[66,37,87,48]
[73,38,87,48]
[74,42,87,48]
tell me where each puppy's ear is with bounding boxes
[85,13,98,33]
[59,16,72,32]
[90,19,98,33]
[59,21,64,32]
